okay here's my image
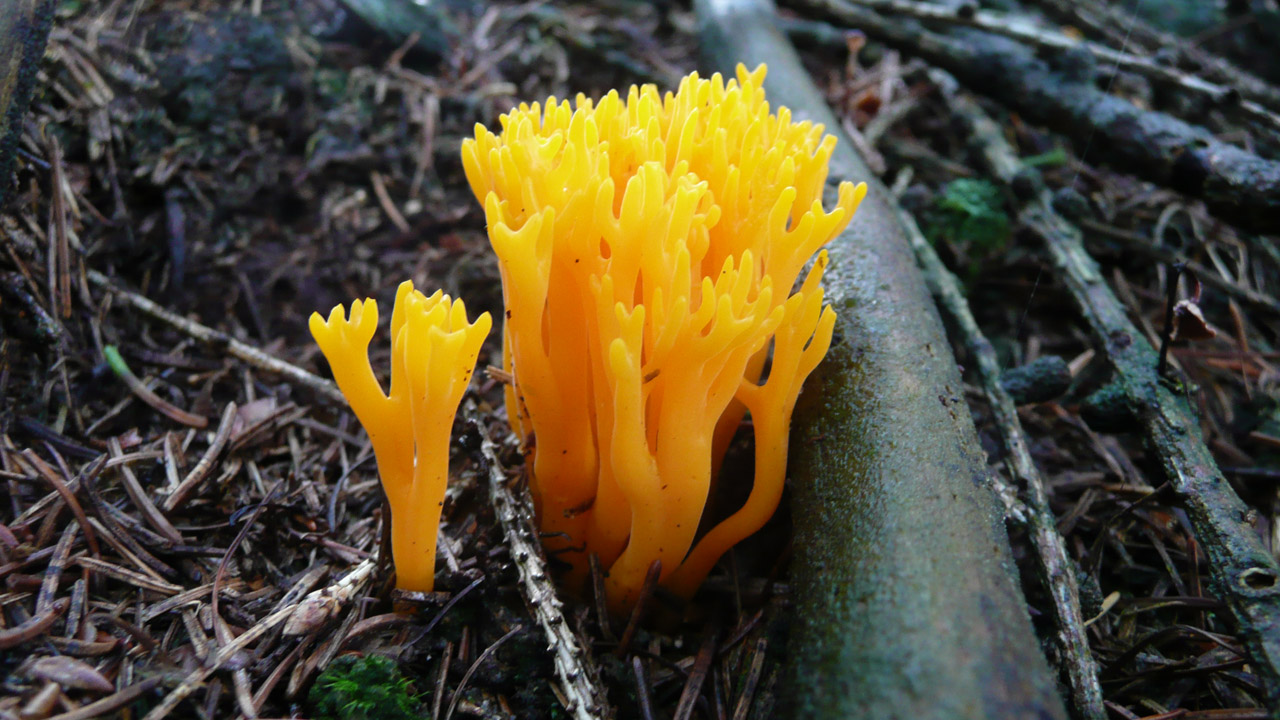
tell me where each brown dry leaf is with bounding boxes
[232,397,279,439]
[27,656,114,692]
[1171,299,1217,341]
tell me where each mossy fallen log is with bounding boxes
[694,1,1067,718]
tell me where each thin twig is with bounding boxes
[370,171,411,234]
[444,625,523,720]
[432,640,452,720]
[470,403,609,720]
[87,270,343,404]
[415,575,485,640]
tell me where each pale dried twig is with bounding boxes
[469,402,610,720]
[87,269,343,404]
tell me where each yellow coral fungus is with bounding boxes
[309,281,491,592]
[462,63,866,613]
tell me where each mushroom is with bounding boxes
[310,281,490,592]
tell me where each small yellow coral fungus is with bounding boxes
[463,63,865,613]
[310,281,491,592]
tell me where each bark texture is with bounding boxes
[794,0,1280,234]
[0,0,54,207]
[696,1,1068,718]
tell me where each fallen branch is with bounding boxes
[830,0,1280,134]
[1028,0,1280,115]
[87,269,343,404]
[0,0,55,206]
[936,71,1280,708]
[696,1,1067,718]
[903,169,1104,720]
[789,0,1280,233]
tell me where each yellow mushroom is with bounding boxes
[310,281,491,592]
[463,64,865,613]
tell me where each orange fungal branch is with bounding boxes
[462,63,866,614]
[309,281,491,592]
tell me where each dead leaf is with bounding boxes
[232,396,279,439]
[27,656,114,692]
[1171,299,1217,341]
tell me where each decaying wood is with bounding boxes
[336,0,457,59]
[827,0,1280,134]
[938,73,1280,708]
[904,173,1104,720]
[1028,0,1280,114]
[789,0,1280,234]
[695,1,1067,718]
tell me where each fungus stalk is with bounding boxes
[310,281,491,592]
